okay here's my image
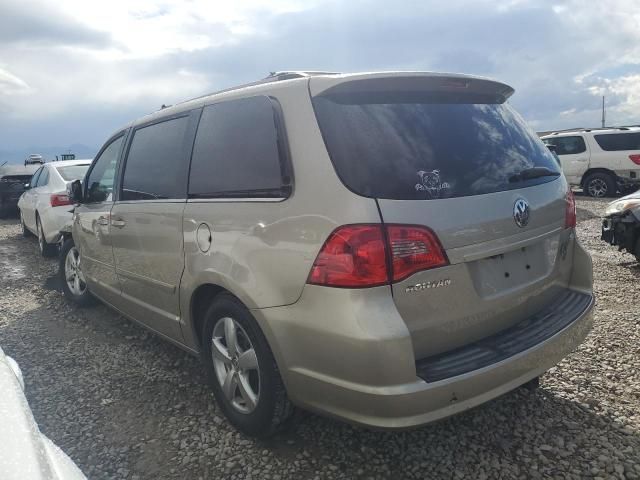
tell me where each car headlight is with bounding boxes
[605,199,640,216]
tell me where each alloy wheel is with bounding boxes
[211,317,260,414]
[587,178,608,197]
[65,246,87,296]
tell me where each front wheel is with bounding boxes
[584,173,616,198]
[201,294,294,437]
[59,237,95,307]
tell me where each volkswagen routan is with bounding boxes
[60,71,594,437]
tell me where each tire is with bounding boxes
[584,172,617,198]
[634,237,640,264]
[201,293,293,437]
[36,214,57,257]
[20,210,33,237]
[59,237,95,307]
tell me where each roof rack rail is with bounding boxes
[173,71,340,109]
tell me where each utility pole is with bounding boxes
[601,96,606,128]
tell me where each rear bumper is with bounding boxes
[40,206,73,244]
[256,287,594,429]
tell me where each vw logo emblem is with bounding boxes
[513,198,530,228]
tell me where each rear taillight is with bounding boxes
[387,225,448,282]
[50,193,72,207]
[629,154,640,165]
[307,224,448,288]
[307,225,388,288]
[565,190,576,228]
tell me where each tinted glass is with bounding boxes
[189,96,288,198]
[121,117,189,201]
[542,136,586,155]
[56,164,90,181]
[36,168,49,187]
[86,136,124,203]
[30,168,42,187]
[594,132,640,151]
[313,94,561,200]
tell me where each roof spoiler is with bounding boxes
[310,73,515,104]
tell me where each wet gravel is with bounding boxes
[1,195,639,479]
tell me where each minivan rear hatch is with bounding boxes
[311,73,573,361]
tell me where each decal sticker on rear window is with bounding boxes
[415,170,450,199]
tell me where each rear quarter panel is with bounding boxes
[179,80,382,349]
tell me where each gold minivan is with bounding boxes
[60,71,594,437]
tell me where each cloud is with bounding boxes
[0,0,111,47]
[0,0,639,152]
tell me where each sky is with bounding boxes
[1,0,639,161]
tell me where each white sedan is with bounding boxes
[18,160,91,257]
[0,346,86,480]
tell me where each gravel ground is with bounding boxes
[1,195,639,480]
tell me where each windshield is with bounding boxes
[313,94,561,200]
[56,164,90,181]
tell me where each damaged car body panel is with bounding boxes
[602,191,640,260]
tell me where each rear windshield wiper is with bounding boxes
[508,167,560,183]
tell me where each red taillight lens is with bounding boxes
[307,225,388,288]
[629,154,640,165]
[387,225,448,282]
[565,190,576,228]
[50,193,72,207]
[307,224,448,288]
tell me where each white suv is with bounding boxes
[541,127,640,197]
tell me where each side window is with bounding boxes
[86,135,124,203]
[30,167,43,187]
[594,132,640,151]
[550,136,586,155]
[188,96,290,198]
[121,116,190,201]
[36,168,49,187]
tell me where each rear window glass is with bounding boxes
[313,94,561,200]
[543,136,586,155]
[188,96,290,198]
[594,132,640,151]
[56,164,90,181]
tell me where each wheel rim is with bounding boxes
[588,178,608,197]
[65,246,87,296]
[211,317,260,414]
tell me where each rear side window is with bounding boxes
[30,168,42,187]
[36,168,49,187]
[188,96,290,198]
[543,136,586,155]
[122,116,190,201]
[313,94,561,200]
[56,164,90,181]
[594,132,640,151]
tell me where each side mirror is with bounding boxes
[68,180,84,204]
[23,183,30,190]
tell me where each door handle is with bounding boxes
[111,218,126,228]
[97,216,109,226]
